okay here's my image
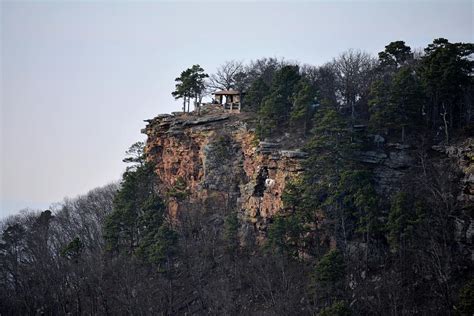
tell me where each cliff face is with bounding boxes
[432,139,474,260]
[143,107,473,255]
[142,107,306,242]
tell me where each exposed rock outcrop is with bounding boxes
[432,138,474,260]
[142,109,305,242]
[143,108,473,256]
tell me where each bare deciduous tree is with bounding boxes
[332,49,377,120]
[209,60,246,91]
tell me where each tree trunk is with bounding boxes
[441,103,449,144]
[351,101,355,122]
[195,96,200,115]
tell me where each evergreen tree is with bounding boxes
[267,214,304,257]
[334,170,380,237]
[419,38,474,141]
[303,105,353,202]
[378,40,413,69]
[368,75,393,133]
[311,249,346,307]
[389,66,423,141]
[290,78,318,135]
[122,141,145,169]
[243,77,269,111]
[188,64,209,114]
[60,237,84,262]
[104,143,177,268]
[279,105,362,255]
[103,162,157,253]
[386,192,424,253]
[257,65,301,138]
[172,65,208,113]
[369,66,423,142]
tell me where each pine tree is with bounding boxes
[369,66,423,142]
[419,38,474,141]
[310,249,346,307]
[257,65,301,138]
[290,78,318,135]
[378,40,413,69]
[172,65,208,113]
[386,192,424,253]
[243,77,269,111]
[267,214,304,257]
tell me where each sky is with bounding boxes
[1,0,472,218]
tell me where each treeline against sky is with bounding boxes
[1,38,473,315]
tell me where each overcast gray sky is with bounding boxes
[1,0,472,218]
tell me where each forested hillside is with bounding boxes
[1,38,473,315]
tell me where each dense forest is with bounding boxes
[1,38,473,315]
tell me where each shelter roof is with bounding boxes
[214,89,241,95]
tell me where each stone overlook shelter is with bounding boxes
[213,89,242,112]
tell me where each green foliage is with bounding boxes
[290,78,318,134]
[314,249,345,283]
[458,279,474,315]
[318,301,351,316]
[281,105,372,255]
[61,237,84,261]
[104,141,178,267]
[386,192,425,252]
[257,65,301,138]
[281,176,306,211]
[378,40,413,68]
[122,141,145,169]
[166,176,188,200]
[267,214,304,257]
[137,223,178,267]
[224,212,239,253]
[368,76,392,132]
[303,106,353,200]
[172,64,208,112]
[419,38,474,140]
[420,38,473,107]
[134,195,167,263]
[3,39,474,315]
[104,162,156,253]
[310,249,346,306]
[244,77,269,111]
[369,66,423,141]
[331,170,381,235]
[257,93,286,138]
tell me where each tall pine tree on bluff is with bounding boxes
[257,65,301,138]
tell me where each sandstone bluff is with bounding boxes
[143,105,474,254]
[142,105,307,244]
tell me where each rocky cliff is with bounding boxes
[143,106,473,255]
[142,106,307,243]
